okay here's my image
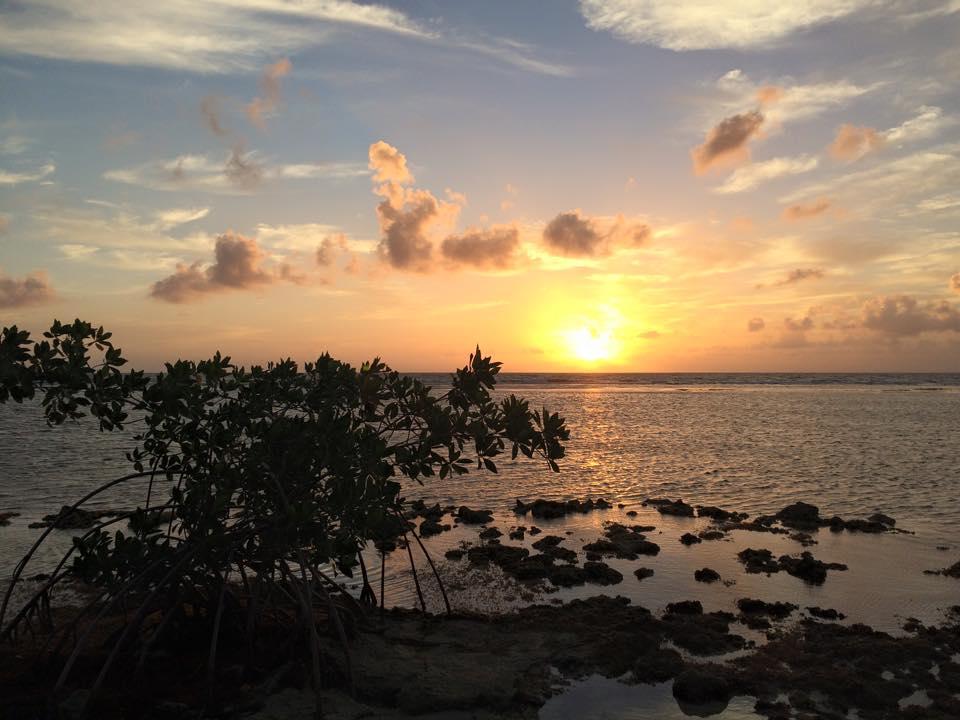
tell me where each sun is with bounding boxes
[563,325,618,364]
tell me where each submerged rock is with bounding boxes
[806,606,846,621]
[778,552,847,585]
[29,505,123,530]
[456,506,494,524]
[634,567,655,581]
[737,598,797,619]
[737,548,780,574]
[680,533,702,546]
[697,505,749,523]
[514,497,612,519]
[0,512,20,526]
[694,568,721,583]
[644,497,695,517]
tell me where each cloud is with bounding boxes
[762,268,825,288]
[829,124,886,161]
[316,233,350,267]
[200,95,229,137]
[862,295,960,335]
[368,141,460,271]
[784,315,815,332]
[441,227,520,269]
[0,268,54,308]
[150,232,297,302]
[0,135,31,155]
[783,198,831,220]
[153,207,210,230]
[0,1,426,73]
[246,58,292,129]
[952,273,960,294]
[542,211,650,257]
[369,140,414,185]
[637,330,661,339]
[104,152,365,194]
[715,70,879,127]
[884,106,954,144]
[0,214,8,233]
[579,0,877,50]
[747,317,765,332]
[0,162,55,185]
[715,154,818,193]
[691,111,764,174]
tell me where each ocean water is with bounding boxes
[2,373,959,634]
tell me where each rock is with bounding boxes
[32,505,122,530]
[626,510,638,517]
[467,544,529,573]
[869,512,896,527]
[456,506,494,524]
[531,535,564,550]
[514,497,612,519]
[634,567,654,581]
[776,501,820,528]
[444,548,465,560]
[512,555,554,581]
[508,527,525,540]
[548,564,587,587]
[697,505,749,522]
[929,559,960,578]
[633,646,685,684]
[644,497,695,517]
[410,500,444,521]
[583,522,660,560]
[583,561,623,585]
[737,598,797,619]
[698,529,727,541]
[479,526,503,540]
[419,519,449,537]
[694,568,721,583]
[528,526,542,535]
[680,532,702,546]
[544,546,578,563]
[0,511,20,526]
[666,600,703,616]
[789,531,817,547]
[807,606,846,620]
[663,612,746,656]
[672,668,732,706]
[778,552,847,585]
[738,547,779,574]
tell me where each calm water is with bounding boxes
[2,374,959,634]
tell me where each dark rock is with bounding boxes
[456,506,494,524]
[583,522,660,560]
[508,527,525,540]
[869,512,896,526]
[513,555,554,581]
[545,546,578,564]
[528,526,542,535]
[32,505,123,530]
[807,606,846,620]
[694,568,721,583]
[467,544,529,572]
[410,500,444,521]
[680,532,702,546]
[776,501,820,528]
[583,561,623,585]
[632,646,685,684]
[663,612,746,656]
[666,600,703,616]
[778,552,847,585]
[737,547,779,574]
[585,551,603,562]
[0,511,20,526]
[673,668,732,706]
[548,564,587,587]
[514,497,613,519]
[697,505,749,522]
[634,567,654,581]
[419,519,449,537]
[644,498,695,517]
[531,535,564,550]
[479,526,503,540]
[698,529,727,541]
[444,548,465,560]
[789,531,817,546]
[626,510,638,517]
[737,598,797,619]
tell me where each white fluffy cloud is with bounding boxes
[580,1,878,50]
[0,162,55,185]
[715,155,819,194]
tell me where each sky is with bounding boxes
[1,0,960,372]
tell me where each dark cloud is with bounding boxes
[542,211,649,257]
[375,190,453,271]
[747,317,765,332]
[862,295,960,336]
[316,233,348,267]
[784,315,814,332]
[783,199,831,221]
[0,269,54,308]
[201,95,228,137]
[760,268,825,289]
[441,227,519,269]
[246,58,292,130]
[151,232,281,303]
[225,144,263,190]
[691,111,764,174]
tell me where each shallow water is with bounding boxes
[2,375,959,634]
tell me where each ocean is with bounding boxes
[2,373,959,635]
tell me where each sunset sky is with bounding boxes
[2,1,959,372]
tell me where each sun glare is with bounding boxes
[564,326,618,364]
